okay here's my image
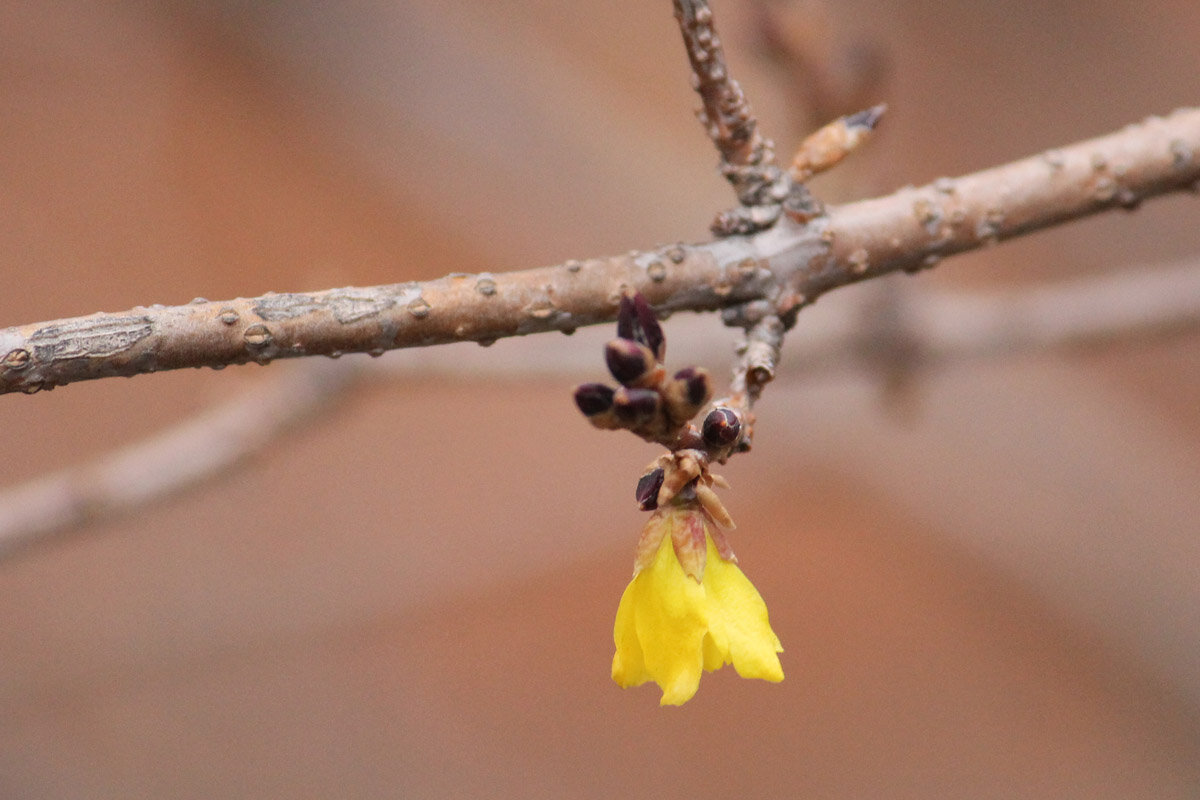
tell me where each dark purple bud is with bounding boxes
[673,367,712,408]
[635,468,665,510]
[613,387,660,425]
[616,293,637,343]
[662,367,712,426]
[632,293,666,362]
[702,407,741,448]
[573,383,614,417]
[605,339,655,386]
[614,291,665,362]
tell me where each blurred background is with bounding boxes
[2,0,1199,797]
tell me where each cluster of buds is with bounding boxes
[573,291,711,444]
[574,290,744,527]
[584,293,784,706]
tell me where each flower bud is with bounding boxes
[616,291,665,362]
[604,339,658,387]
[574,382,614,416]
[616,292,637,342]
[662,367,712,424]
[574,383,621,430]
[635,468,665,510]
[701,407,741,448]
[613,387,660,426]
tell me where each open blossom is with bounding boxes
[611,504,783,705]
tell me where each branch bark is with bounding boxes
[673,0,771,183]
[822,110,1200,283]
[671,0,819,233]
[3,255,1197,560]
[1,108,1197,398]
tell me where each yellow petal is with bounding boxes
[611,578,650,688]
[701,628,727,672]
[701,534,784,683]
[612,530,709,705]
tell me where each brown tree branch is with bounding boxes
[821,110,1200,282]
[2,256,1197,560]
[728,314,785,453]
[0,108,1197,398]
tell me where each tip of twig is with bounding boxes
[788,103,888,183]
[845,103,887,132]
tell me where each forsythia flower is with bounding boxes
[612,504,783,705]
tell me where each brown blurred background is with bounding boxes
[2,0,1199,797]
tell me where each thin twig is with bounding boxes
[719,305,786,453]
[0,108,1197,398]
[672,0,819,233]
[675,0,764,167]
[671,0,776,193]
[3,259,1197,560]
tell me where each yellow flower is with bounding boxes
[611,505,783,705]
